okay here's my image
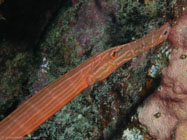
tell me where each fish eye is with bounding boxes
[154,112,161,118]
[110,50,117,59]
[163,30,167,35]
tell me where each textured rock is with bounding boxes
[168,12,187,49]
[174,119,187,140]
[138,13,187,140]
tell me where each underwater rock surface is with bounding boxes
[138,13,187,140]
[0,0,176,139]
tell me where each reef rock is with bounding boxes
[138,13,187,140]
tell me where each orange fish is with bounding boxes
[0,23,170,139]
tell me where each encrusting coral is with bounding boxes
[138,13,187,140]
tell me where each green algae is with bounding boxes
[0,41,42,120]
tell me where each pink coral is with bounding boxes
[174,119,187,140]
[138,13,187,140]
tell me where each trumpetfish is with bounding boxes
[0,23,170,139]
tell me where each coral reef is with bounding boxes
[0,0,64,120]
[26,0,175,139]
[0,0,176,139]
[138,13,187,140]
